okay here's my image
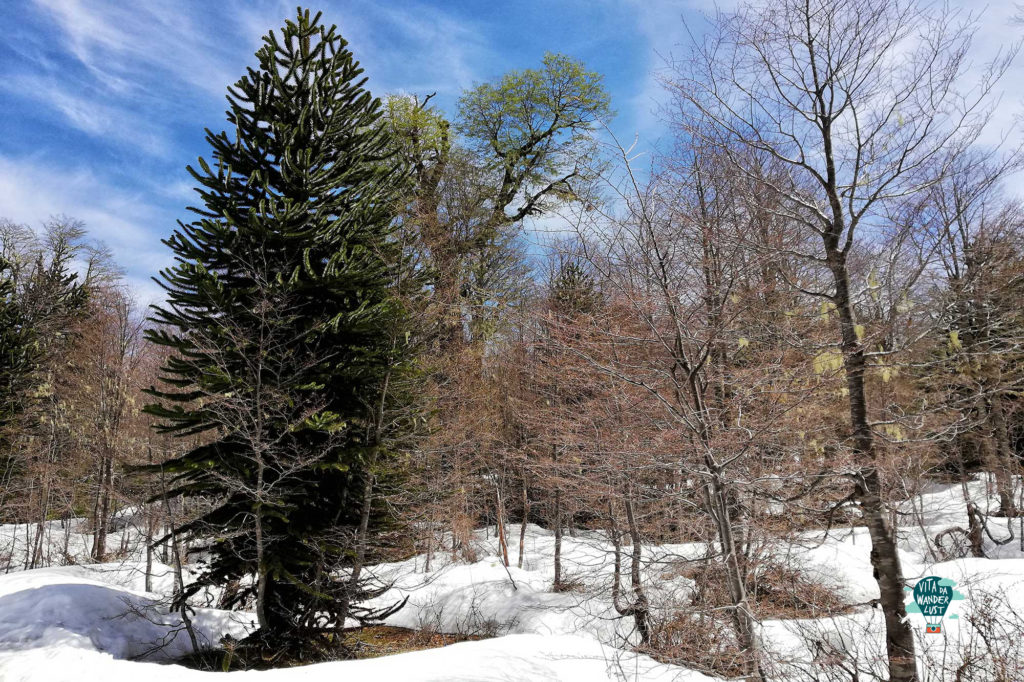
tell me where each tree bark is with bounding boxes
[988,395,1016,517]
[829,257,917,682]
[623,497,651,646]
[496,485,510,568]
[609,499,651,646]
[552,444,562,589]
[342,466,376,623]
[518,475,529,569]
[92,450,113,561]
[553,487,563,590]
[704,466,760,678]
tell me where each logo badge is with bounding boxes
[906,576,964,634]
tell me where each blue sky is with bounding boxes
[1,0,1020,302]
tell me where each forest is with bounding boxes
[2,2,1024,681]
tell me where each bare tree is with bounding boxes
[550,136,821,678]
[666,1,1016,678]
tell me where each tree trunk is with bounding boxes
[518,475,529,569]
[830,257,917,682]
[343,468,376,623]
[253,452,269,634]
[93,450,113,561]
[704,466,761,679]
[254,512,269,633]
[424,508,436,573]
[145,530,154,593]
[496,485,510,568]
[553,487,563,590]
[988,395,1016,517]
[552,444,562,590]
[609,499,651,646]
[623,497,651,646]
[161,487,199,654]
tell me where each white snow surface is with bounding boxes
[2,477,1024,680]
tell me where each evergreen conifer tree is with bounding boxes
[0,258,31,487]
[144,8,415,648]
[552,258,599,317]
[0,230,89,514]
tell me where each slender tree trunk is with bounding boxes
[145,508,154,593]
[31,484,49,570]
[496,485,510,568]
[609,504,624,607]
[160,477,199,653]
[22,502,31,570]
[830,257,917,682]
[553,487,562,590]
[705,467,761,679]
[170,527,199,653]
[623,496,651,646]
[518,474,529,569]
[31,425,58,570]
[609,499,651,646]
[424,510,434,573]
[552,444,562,589]
[989,395,1016,517]
[93,449,112,561]
[91,459,103,559]
[254,513,268,633]
[343,466,376,623]
[253,453,269,634]
[60,513,72,560]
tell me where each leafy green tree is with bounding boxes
[381,55,611,568]
[386,54,610,349]
[453,53,609,344]
[458,52,611,229]
[144,9,416,649]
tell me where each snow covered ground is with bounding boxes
[1,478,1023,680]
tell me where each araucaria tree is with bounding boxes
[145,9,416,650]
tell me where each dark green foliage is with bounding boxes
[0,227,89,509]
[144,8,415,643]
[0,258,31,480]
[551,258,600,318]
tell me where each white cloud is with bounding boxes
[31,0,244,98]
[3,1,503,305]
[0,156,173,305]
[616,0,714,149]
[315,1,493,98]
[17,0,495,160]
[1,74,172,158]
[18,0,274,159]
[620,0,1022,159]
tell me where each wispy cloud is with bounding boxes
[616,0,711,149]
[0,155,172,305]
[2,0,502,302]
[7,0,1015,309]
[352,2,492,94]
[10,0,289,161]
[1,73,172,158]
[621,0,1023,155]
[11,0,495,160]
[32,0,244,98]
